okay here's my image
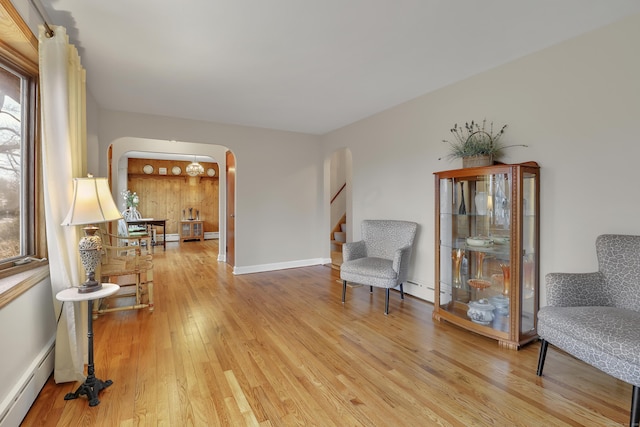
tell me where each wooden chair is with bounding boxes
[93,224,154,318]
[115,218,152,250]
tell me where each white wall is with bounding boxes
[97,110,328,271]
[0,272,56,427]
[86,91,100,175]
[321,13,640,304]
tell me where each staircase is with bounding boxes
[330,215,347,270]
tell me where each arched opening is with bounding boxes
[328,148,352,270]
[108,137,234,264]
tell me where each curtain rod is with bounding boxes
[29,0,54,37]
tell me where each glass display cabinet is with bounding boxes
[433,162,540,349]
[180,220,204,243]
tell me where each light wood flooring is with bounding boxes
[22,240,632,426]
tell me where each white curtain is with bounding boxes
[39,25,88,383]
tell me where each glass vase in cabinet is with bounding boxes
[433,162,540,350]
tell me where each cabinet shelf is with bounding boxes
[433,162,540,350]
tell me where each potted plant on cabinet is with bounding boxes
[442,119,524,168]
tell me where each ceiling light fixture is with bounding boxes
[186,156,204,176]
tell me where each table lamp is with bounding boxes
[61,176,122,293]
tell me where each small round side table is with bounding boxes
[56,283,119,407]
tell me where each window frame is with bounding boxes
[0,55,38,269]
[0,0,48,301]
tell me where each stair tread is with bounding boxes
[331,217,346,271]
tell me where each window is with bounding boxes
[0,58,36,269]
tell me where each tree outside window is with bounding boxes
[0,63,24,261]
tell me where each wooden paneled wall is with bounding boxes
[126,158,219,235]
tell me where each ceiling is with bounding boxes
[40,1,640,135]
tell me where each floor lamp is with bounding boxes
[61,175,122,293]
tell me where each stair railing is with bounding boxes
[331,183,346,204]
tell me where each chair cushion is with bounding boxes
[340,257,398,289]
[538,306,640,386]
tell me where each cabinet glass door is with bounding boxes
[182,223,191,236]
[520,171,537,336]
[439,171,513,334]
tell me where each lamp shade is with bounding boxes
[61,177,123,226]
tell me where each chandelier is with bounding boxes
[186,156,204,176]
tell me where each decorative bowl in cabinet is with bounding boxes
[466,237,493,247]
[467,299,495,325]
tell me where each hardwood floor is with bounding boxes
[22,240,631,426]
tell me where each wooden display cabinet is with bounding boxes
[180,220,203,243]
[433,162,540,349]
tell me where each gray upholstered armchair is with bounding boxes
[536,234,640,427]
[340,220,418,315]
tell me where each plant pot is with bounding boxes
[462,155,493,168]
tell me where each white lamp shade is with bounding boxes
[61,177,123,226]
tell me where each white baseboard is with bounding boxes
[404,280,434,302]
[233,258,331,275]
[157,233,219,242]
[0,338,55,427]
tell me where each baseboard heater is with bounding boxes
[0,339,55,427]
[406,280,434,290]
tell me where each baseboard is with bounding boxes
[404,280,434,303]
[0,338,55,427]
[156,233,219,242]
[233,258,332,275]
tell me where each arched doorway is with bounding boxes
[108,137,234,264]
[225,150,236,267]
[328,148,352,269]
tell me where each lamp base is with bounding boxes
[78,227,103,294]
[78,280,102,294]
[64,376,112,406]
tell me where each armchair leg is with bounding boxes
[342,280,347,304]
[537,339,548,376]
[400,283,404,300]
[370,286,373,294]
[384,288,390,315]
[631,385,639,427]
